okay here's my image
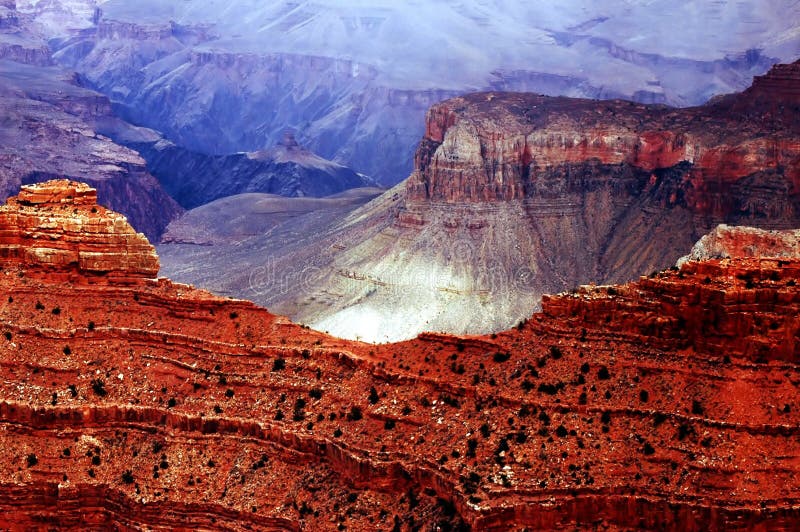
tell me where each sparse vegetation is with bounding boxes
[347,406,363,421]
[91,379,107,397]
[466,438,478,458]
[493,352,511,363]
[368,387,379,404]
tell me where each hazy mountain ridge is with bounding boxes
[47,0,799,185]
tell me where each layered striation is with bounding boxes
[407,60,800,206]
[50,2,796,187]
[2,181,800,530]
[0,180,158,278]
[159,60,800,342]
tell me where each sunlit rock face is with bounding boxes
[1,180,800,530]
[679,225,800,265]
[0,180,159,278]
[159,60,800,343]
[48,0,799,186]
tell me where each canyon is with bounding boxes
[47,1,798,186]
[0,0,181,240]
[160,59,800,342]
[1,1,371,236]
[1,179,800,529]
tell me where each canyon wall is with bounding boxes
[159,60,800,342]
[0,5,182,239]
[2,180,800,529]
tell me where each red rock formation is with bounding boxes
[679,224,800,264]
[2,180,800,529]
[407,60,800,212]
[743,60,800,103]
[0,181,158,279]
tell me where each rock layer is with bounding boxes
[159,60,800,342]
[407,60,800,206]
[0,180,159,278]
[3,181,800,530]
[679,224,800,264]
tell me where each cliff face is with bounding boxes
[54,25,451,188]
[133,132,377,209]
[408,60,800,209]
[160,60,800,342]
[0,6,182,240]
[2,180,800,530]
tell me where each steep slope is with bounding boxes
[159,60,800,342]
[2,180,800,530]
[49,1,798,185]
[132,132,377,209]
[0,4,182,239]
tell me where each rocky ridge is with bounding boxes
[0,180,158,278]
[679,225,800,265]
[0,3,182,240]
[408,60,800,207]
[159,60,800,342]
[134,131,377,209]
[3,181,800,530]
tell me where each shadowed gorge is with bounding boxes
[1,180,800,529]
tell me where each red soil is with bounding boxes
[0,181,798,530]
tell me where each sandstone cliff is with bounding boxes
[159,60,800,342]
[3,181,800,530]
[0,180,158,278]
